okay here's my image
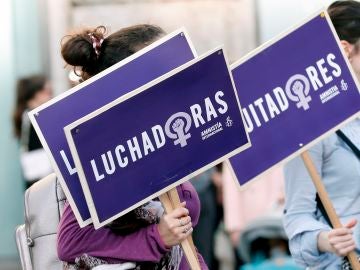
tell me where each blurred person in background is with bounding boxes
[223,164,285,269]
[57,24,208,270]
[283,1,360,269]
[237,211,302,270]
[191,164,224,269]
[12,75,53,188]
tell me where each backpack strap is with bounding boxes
[316,129,360,228]
[336,130,360,160]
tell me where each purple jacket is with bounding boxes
[57,182,208,269]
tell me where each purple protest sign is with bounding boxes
[65,48,250,228]
[29,29,197,226]
[228,11,360,186]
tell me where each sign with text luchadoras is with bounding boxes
[29,29,197,227]
[65,48,250,228]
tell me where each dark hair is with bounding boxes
[61,24,165,81]
[13,75,47,138]
[328,0,360,44]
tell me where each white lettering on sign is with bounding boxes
[241,53,343,133]
[90,90,229,181]
[60,150,77,175]
[242,87,289,133]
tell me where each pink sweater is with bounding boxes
[57,182,208,269]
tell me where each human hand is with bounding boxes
[157,202,193,247]
[318,219,357,256]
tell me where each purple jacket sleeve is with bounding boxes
[177,183,209,269]
[57,182,205,267]
[177,182,201,227]
[57,203,170,263]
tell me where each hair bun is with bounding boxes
[61,26,107,72]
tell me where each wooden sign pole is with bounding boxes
[159,188,201,270]
[301,151,360,269]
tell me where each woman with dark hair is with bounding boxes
[57,24,208,270]
[12,75,53,187]
[283,1,360,269]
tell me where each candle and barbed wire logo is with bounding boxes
[341,79,348,91]
[285,74,312,111]
[225,116,233,127]
[165,112,192,147]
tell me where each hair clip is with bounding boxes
[88,33,104,57]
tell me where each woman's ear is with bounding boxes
[340,40,354,58]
